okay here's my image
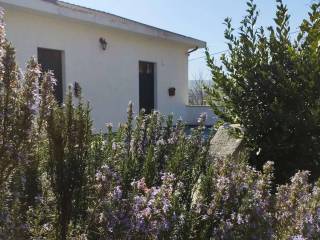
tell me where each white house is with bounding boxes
[0,0,215,130]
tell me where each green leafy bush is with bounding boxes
[205,0,320,183]
[0,3,319,240]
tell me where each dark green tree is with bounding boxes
[205,0,320,183]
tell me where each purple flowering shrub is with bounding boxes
[275,172,320,239]
[75,148,320,240]
[129,174,177,238]
[191,158,274,239]
[0,5,319,240]
[77,107,320,239]
[90,167,180,239]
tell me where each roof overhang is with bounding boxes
[0,0,206,49]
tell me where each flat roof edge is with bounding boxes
[0,0,206,48]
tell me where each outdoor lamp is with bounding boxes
[99,37,107,50]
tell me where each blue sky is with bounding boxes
[64,0,312,80]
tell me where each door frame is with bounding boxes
[37,47,66,102]
[139,60,157,112]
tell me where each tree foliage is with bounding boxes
[205,0,320,183]
[0,4,320,240]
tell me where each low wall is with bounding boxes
[185,105,218,126]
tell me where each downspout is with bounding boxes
[187,46,199,55]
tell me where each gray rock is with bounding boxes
[209,124,244,160]
[191,124,245,207]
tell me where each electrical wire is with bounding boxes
[189,30,301,62]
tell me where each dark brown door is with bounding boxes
[139,61,155,114]
[38,48,63,104]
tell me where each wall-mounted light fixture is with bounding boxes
[99,37,107,50]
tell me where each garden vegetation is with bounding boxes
[0,1,319,239]
[205,0,320,183]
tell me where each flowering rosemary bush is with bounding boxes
[0,5,319,240]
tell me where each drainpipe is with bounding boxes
[187,46,199,55]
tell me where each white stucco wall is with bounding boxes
[1,4,196,131]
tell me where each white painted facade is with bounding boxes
[0,0,208,130]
